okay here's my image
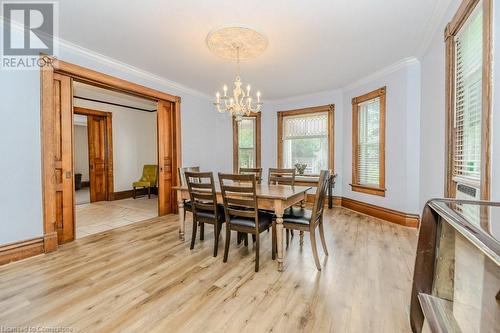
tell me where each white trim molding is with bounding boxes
[56,38,212,101]
[343,57,420,91]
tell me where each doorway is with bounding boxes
[72,82,160,239]
[73,107,113,205]
[40,56,181,248]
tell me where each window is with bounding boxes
[453,5,483,183]
[445,0,491,199]
[233,113,261,171]
[277,105,334,175]
[351,87,386,196]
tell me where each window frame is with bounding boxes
[445,0,492,200]
[351,87,386,197]
[277,104,334,175]
[232,112,261,172]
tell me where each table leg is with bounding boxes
[275,200,285,272]
[300,195,305,246]
[178,198,185,241]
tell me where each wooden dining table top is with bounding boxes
[173,183,312,200]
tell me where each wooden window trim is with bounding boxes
[277,104,334,175]
[444,0,492,200]
[232,112,261,172]
[350,87,386,197]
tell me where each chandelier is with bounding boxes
[207,27,267,121]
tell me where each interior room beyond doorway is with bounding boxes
[72,82,159,238]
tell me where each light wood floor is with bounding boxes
[75,196,158,238]
[0,208,417,332]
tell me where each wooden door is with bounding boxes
[87,115,108,202]
[157,100,177,216]
[53,73,74,243]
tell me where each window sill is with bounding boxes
[350,184,386,197]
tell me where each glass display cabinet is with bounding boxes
[410,199,499,333]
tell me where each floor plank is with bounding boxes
[0,208,417,332]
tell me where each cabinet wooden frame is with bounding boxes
[40,55,182,252]
[73,107,114,201]
[276,104,334,174]
[444,0,492,200]
[350,87,386,197]
[232,112,262,172]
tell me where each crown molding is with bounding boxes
[56,38,212,101]
[268,88,343,105]
[343,57,420,91]
[415,0,455,59]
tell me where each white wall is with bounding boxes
[0,35,216,245]
[419,0,462,211]
[74,124,90,182]
[74,99,158,192]
[341,60,421,214]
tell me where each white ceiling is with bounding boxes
[60,0,443,100]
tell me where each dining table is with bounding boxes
[173,183,312,271]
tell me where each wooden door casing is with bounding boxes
[87,115,108,202]
[157,100,173,216]
[53,73,75,244]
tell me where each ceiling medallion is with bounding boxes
[207,27,267,121]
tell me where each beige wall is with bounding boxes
[74,99,158,192]
[74,124,90,182]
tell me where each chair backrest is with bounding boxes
[218,173,260,231]
[185,171,218,218]
[239,167,263,184]
[178,166,200,186]
[142,165,158,185]
[268,168,296,186]
[310,170,330,225]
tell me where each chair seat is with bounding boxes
[183,200,192,211]
[282,207,312,226]
[229,211,273,230]
[133,181,152,187]
[195,204,225,223]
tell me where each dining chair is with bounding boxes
[268,168,296,186]
[178,166,200,220]
[239,167,263,184]
[185,171,224,257]
[219,173,275,272]
[274,170,329,271]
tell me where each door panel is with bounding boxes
[53,73,74,243]
[157,100,174,216]
[88,115,107,202]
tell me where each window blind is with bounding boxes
[357,98,380,186]
[453,6,483,182]
[283,112,328,140]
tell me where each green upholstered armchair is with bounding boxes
[133,165,158,199]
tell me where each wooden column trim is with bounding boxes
[40,57,58,253]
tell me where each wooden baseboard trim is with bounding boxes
[306,194,342,207]
[112,187,158,201]
[341,197,419,228]
[0,237,45,266]
[112,189,135,201]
